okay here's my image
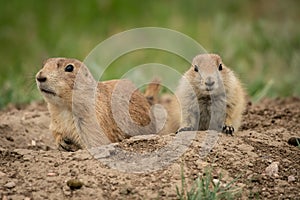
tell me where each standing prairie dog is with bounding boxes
[176,54,246,134]
[36,58,158,151]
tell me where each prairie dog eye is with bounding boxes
[218,63,223,71]
[65,64,74,72]
[194,65,199,72]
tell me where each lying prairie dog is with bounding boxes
[36,57,161,151]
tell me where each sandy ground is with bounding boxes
[0,97,299,199]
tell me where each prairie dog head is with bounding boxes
[36,58,95,107]
[188,54,228,95]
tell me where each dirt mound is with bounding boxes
[0,98,299,199]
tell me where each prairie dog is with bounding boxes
[36,58,156,151]
[143,80,181,134]
[144,78,161,105]
[176,54,246,134]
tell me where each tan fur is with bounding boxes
[36,58,154,151]
[142,79,180,134]
[144,78,161,105]
[176,54,246,134]
[158,94,181,135]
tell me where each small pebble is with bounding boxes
[24,197,31,200]
[4,181,16,189]
[288,175,296,182]
[47,172,57,177]
[212,178,220,185]
[31,140,36,146]
[161,178,167,183]
[67,179,83,190]
[265,162,279,177]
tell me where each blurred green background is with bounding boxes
[0,0,300,108]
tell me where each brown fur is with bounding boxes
[158,94,181,135]
[36,58,154,151]
[176,54,246,134]
[144,78,161,105]
[141,78,180,134]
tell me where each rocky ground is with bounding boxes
[0,97,299,199]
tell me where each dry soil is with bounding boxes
[0,97,299,199]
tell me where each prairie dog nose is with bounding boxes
[36,72,47,82]
[205,77,215,87]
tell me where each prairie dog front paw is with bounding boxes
[58,137,81,152]
[222,125,234,135]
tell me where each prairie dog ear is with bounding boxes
[194,65,199,72]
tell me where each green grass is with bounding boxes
[296,138,300,150]
[1,0,300,108]
[176,166,241,200]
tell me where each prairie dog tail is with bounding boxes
[144,78,180,134]
[144,78,161,105]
